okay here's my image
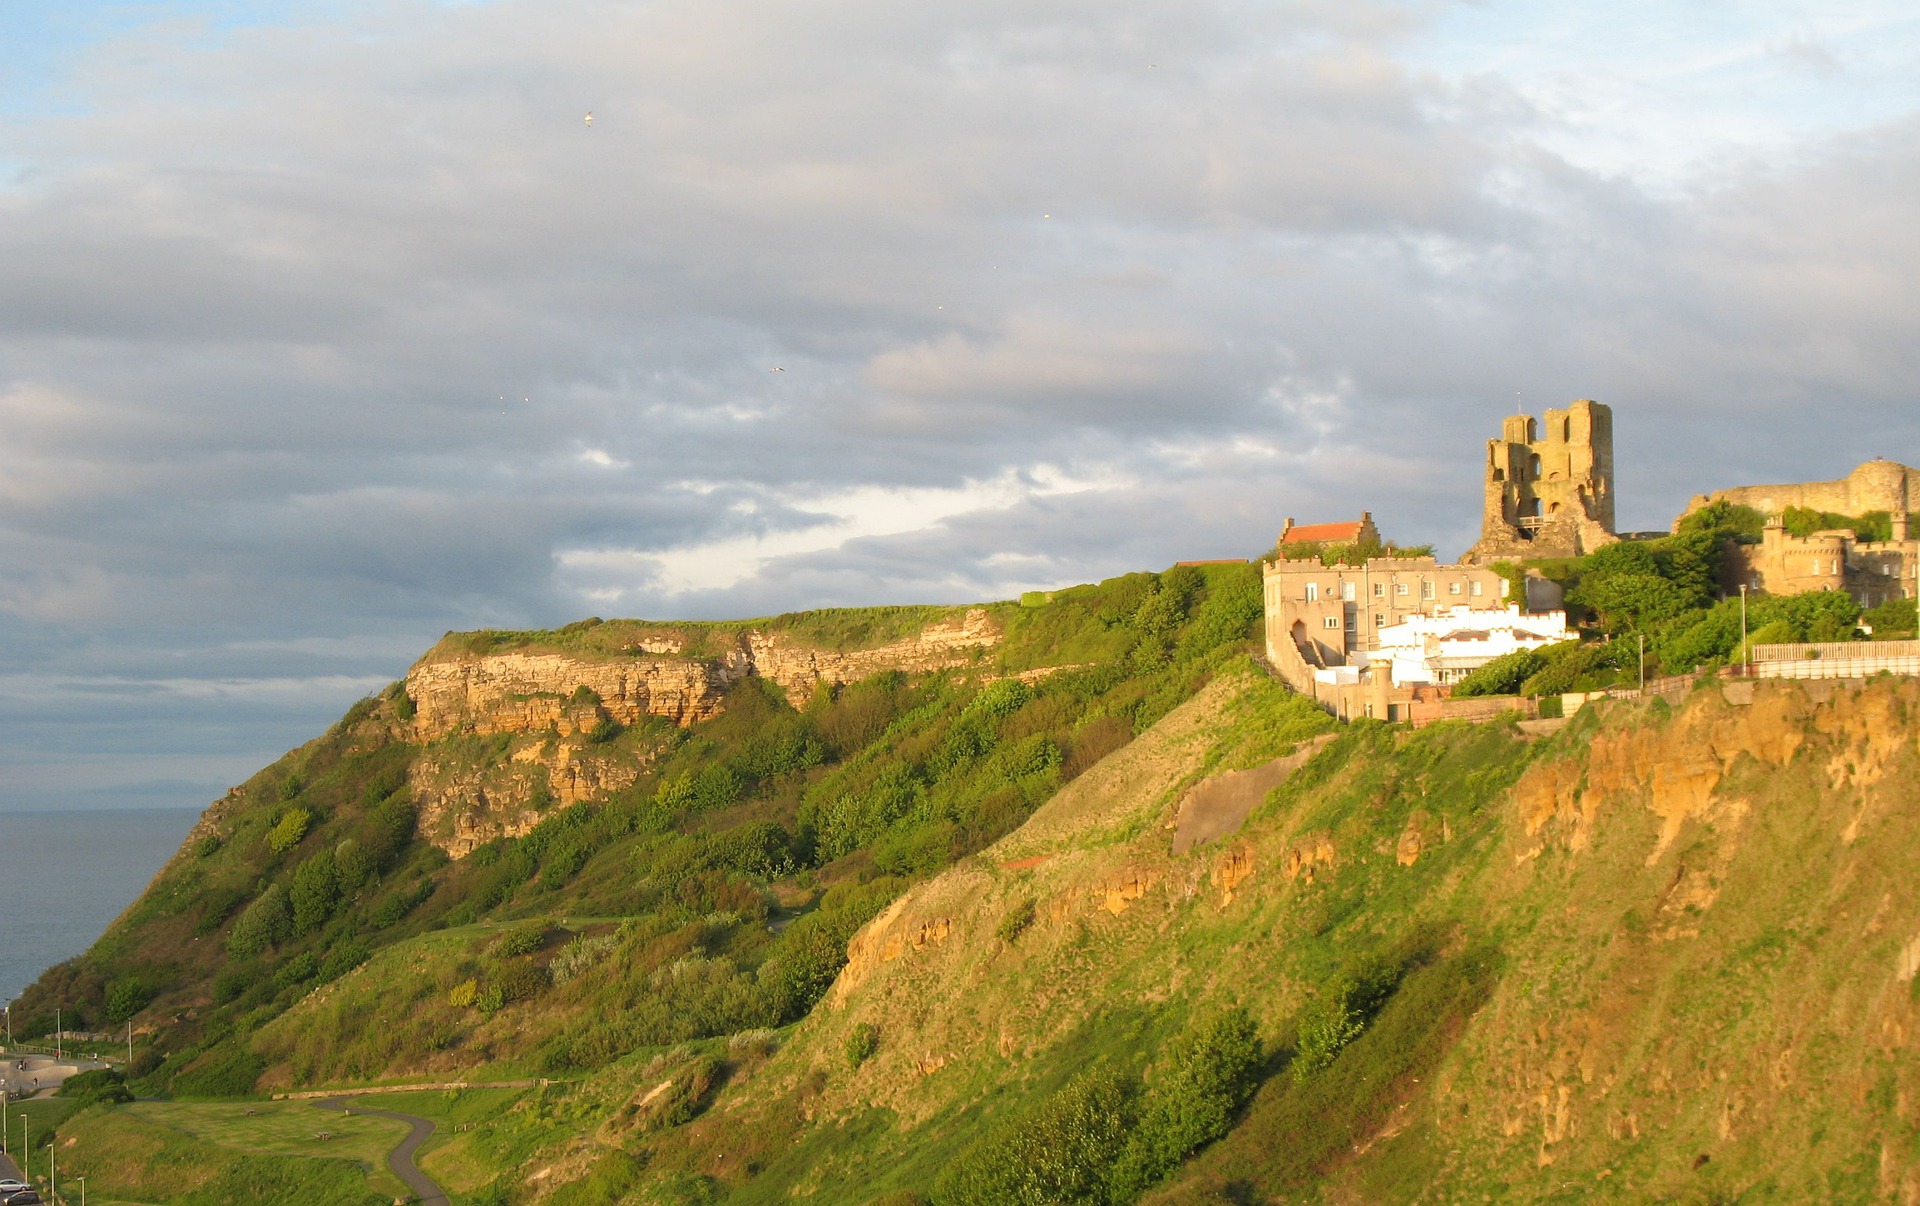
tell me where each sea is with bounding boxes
[0,808,203,1007]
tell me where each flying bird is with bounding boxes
[584,111,594,127]
[769,366,785,372]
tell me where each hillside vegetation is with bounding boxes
[20,557,1920,1204]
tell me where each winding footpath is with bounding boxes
[312,1096,450,1206]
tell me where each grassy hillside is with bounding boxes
[501,669,1916,1204]
[15,565,1265,1184]
[23,556,1920,1203]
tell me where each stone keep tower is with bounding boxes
[1464,398,1619,563]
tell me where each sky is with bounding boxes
[2,0,1918,812]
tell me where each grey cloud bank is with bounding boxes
[1,0,1917,810]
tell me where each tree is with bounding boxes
[1453,649,1547,698]
[105,976,153,1024]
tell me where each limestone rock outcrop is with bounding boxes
[403,608,1001,744]
[400,609,1002,855]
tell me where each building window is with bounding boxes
[1421,580,1434,599]
[1395,583,1409,596]
[1306,583,1317,602]
[1323,616,1340,629]
[1375,613,1386,627]
[1342,582,1356,601]
[1449,582,1461,595]
[1470,581,1483,597]
[1373,583,1385,597]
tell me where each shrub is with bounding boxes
[195,834,223,858]
[1453,649,1547,698]
[290,850,339,934]
[1292,962,1397,1081]
[448,978,479,1008]
[494,923,547,958]
[584,716,622,744]
[266,808,312,855]
[1863,598,1917,636]
[932,1068,1134,1205]
[272,952,320,990]
[551,933,618,984]
[845,1022,880,1069]
[226,884,292,957]
[1110,1009,1264,1200]
[58,1068,133,1108]
[996,898,1036,945]
[105,976,153,1024]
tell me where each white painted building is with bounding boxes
[1359,605,1575,686]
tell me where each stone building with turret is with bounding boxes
[1463,399,1619,563]
[1680,459,1919,609]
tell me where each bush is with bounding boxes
[1863,597,1917,636]
[1453,649,1547,698]
[58,1067,133,1108]
[227,884,292,957]
[290,850,339,934]
[494,923,547,958]
[932,1068,1134,1205]
[1292,962,1397,1081]
[105,975,153,1024]
[266,808,312,855]
[1109,1008,1264,1200]
[845,1021,880,1069]
[996,898,1036,945]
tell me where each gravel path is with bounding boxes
[313,1096,449,1205]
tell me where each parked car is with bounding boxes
[2,1189,41,1205]
[0,1180,28,1194]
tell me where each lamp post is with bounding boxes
[1638,632,1646,693]
[75,1174,85,1206]
[1739,584,1749,674]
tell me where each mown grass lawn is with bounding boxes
[124,1100,411,1199]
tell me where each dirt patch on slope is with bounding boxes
[1170,735,1334,855]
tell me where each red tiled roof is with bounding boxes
[1282,521,1365,544]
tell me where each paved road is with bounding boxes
[312,1096,449,1206]
[0,1147,21,1183]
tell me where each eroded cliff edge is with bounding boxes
[401,608,1001,853]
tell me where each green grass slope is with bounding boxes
[543,671,1920,1205]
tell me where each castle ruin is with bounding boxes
[1679,457,1918,521]
[1463,399,1618,563]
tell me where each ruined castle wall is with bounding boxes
[1683,459,1917,524]
[1466,399,1617,563]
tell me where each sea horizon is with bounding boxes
[0,806,203,1009]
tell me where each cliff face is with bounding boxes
[404,608,1000,742]
[402,609,1002,854]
